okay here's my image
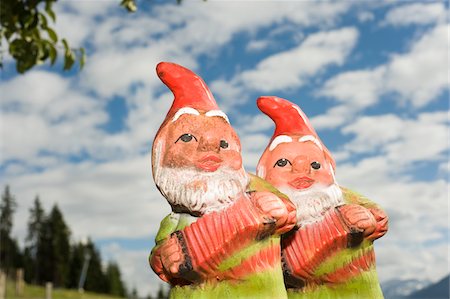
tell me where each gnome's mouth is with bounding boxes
[289,177,314,190]
[196,155,222,172]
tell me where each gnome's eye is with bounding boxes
[274,158,292,168]
[220,140,229,149]
[311,161,321,170]
[175,133,198,143]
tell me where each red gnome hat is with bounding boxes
[257,96,336,170]
[156,62,219,122]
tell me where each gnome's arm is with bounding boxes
[157,190,295,282]
[341,187,388,241]
[282,189,388,285]
[149,213,185,284]
[282,206,361,285]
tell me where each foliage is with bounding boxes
[0,0,198,74]
[46,204,71,287]
[5,185,127,296]
[0,185,175,298]
[24,196,45,283]
[106,261,127,297]
[120,0,137,12]
[0,0,86,73]
[0,185,17,235]
[0,185,23,275]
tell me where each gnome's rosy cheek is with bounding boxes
[221,150,242,170]
[265,169,291,188]
[162,142,197,168]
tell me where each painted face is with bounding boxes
[262,138,334,190]
[159,113,243,172]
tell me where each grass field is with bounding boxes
[4,279,126,299]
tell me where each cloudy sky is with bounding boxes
[1,0,448,297]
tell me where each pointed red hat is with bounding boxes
[257,96,335,169]
[156,62,219,120]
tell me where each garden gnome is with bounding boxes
[256,96,388,299]
[149,63,296,298]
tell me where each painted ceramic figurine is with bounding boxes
[256,96,388,299]
[149,63,296,298]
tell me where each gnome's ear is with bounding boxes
[256,155,267,179]
[151,128,168,176]
[323,148,336,171]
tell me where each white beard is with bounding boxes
[278,183,344,227]
[154,165,249,216]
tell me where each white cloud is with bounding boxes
[385,24,448,108]
[319,23,448,123]
[357,11,375,23]
[310,104,356,130]
[213,27,359,109]
[246,39,271,52]
[381,2,446,27]
[76,1,352,99]
[319,67,386,109]
[6,156,170,242]
[0,72,109,164]
[240,27,359,92]
[341,111,449,165]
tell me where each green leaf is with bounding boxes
[15,41,39,73]
[39,12,48,28]
[46,27,58,43]
[24,13,39,30]
[79,48,86,70]
[63,50,75,70]
[45,2,56,22]
[62,38,69,51]
[39,42,50,63]
[9,39,25,58]
[121,0,137,12]
[49,43,57,65]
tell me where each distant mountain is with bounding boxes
[408,274,449,299]
[382,278,431,299]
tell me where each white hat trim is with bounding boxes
[205,110,230,123]
[269,135,293,151]
[298,135,323,150]
[172,107,200,122]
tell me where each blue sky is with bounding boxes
[1,1,448,296]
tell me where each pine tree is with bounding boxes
[106,261,127,296]
[24,196,45,284]
[46,204,71,287]
[66,242,85,289]
[83,239,108,293]
[0,185,22,275]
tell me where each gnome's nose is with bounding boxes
[292,155,311,174]
[198,136,220,153]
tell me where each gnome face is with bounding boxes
[158,112,243,172]
[256,96,343,225]
[261,137,335,190]
[151,62,248,215]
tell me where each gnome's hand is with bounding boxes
[367,208,388,241]
[149,246,170,283]
[337,204,376,237]
[160,235,186,278]
[252,191,296,235]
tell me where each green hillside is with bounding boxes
[5,279,126,299]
